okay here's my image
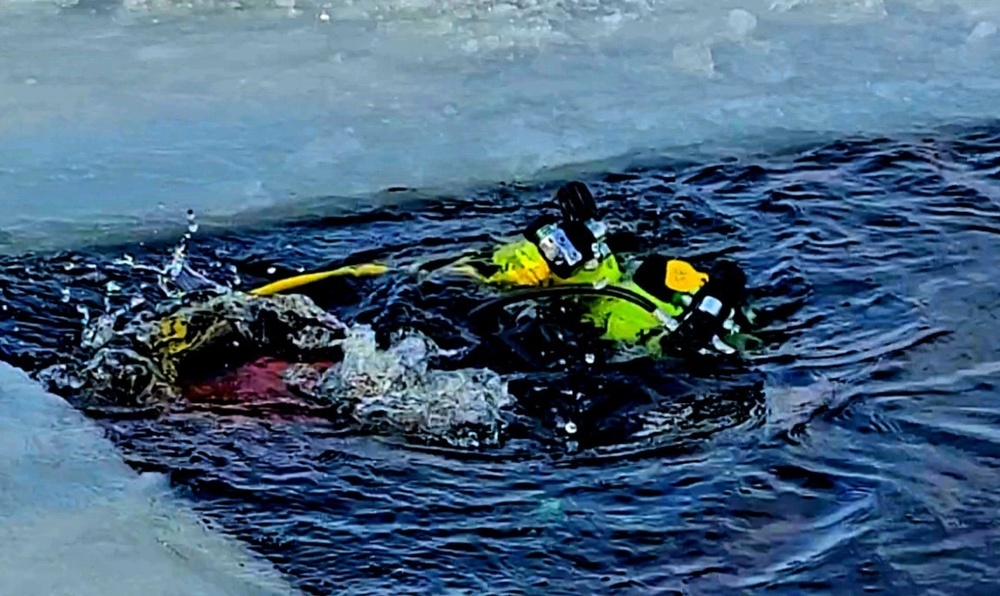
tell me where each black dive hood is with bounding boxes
[667,260,747,353]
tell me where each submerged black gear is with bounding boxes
[665,260,747,353]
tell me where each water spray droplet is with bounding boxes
[585,353,595,364]
[565,421,577,434]
[186,209,199,234]
[267,266,277,275]
[60,288,71,303]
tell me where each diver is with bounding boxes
[441,180,754,357]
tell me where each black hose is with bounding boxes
[468,284,662,321]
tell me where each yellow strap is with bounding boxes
[445,264,489,281]
[665,259,709,293]
[250,263,389,296]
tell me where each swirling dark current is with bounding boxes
[2,126,1000,594]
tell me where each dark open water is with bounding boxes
[2,127,999,594]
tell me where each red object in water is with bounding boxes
[180,357,336,421]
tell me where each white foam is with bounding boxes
[1,0,999,250]
[0,361,297,596]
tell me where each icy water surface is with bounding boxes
[2,127,999,593]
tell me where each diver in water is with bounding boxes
[444,181,754,357]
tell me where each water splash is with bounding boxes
[39,260,514,448]
[285,326,512,448]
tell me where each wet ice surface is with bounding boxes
[2,0,1000,250]
[0,361,297,596]
[3,128,1000,593]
